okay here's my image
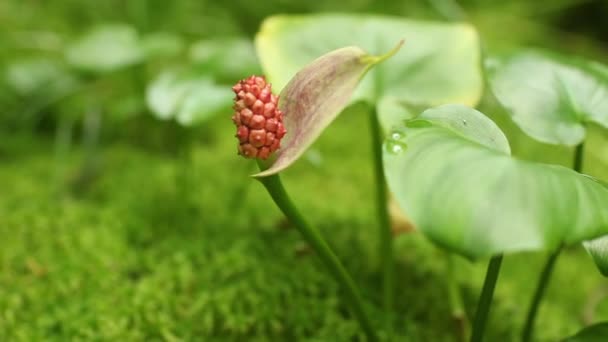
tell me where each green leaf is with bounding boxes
[563,322,608,342]
[254,43,402,177]
[146,69,233,126]
[255,14,482,107]
[584,236,608,277]
[5,58,77,95]
[486,51,608,146]
[190,38,260,80]
[177,82,233,126]
[376,96,416,135]
[383,104,608,259]
[66,24,144,73]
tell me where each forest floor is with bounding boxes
[1,107,607,341]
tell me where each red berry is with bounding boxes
[249,129,266,148]
[236,125,249,143]
[232,75,286,159]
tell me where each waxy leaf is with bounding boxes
[254,43,402,177]
[486,51,608,146]
[563,322,608,342]
[66,24,144,73]
[377,96,416,135]
[383,104,608,259]
[146,69,233,126]
[256,14,482,108]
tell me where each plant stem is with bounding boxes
[520,142,584,342]
[521,248,561,342]
[368,109,394,328]
[256,167,378,342]
[573,142,585,173]
[470,255,503,342]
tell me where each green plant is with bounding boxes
[5,2,608,340]
[232,42,402,341]
[382,104,608,340]
[247,14,608,342]
[486,50,608,341]
[255,15,483,336]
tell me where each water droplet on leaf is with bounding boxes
[385,140,407,155]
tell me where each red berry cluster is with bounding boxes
[231,76,287,159]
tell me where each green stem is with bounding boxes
[369,109,394,326]
[256,166,378,342]
[573,142,585,173]
[470,255,503,342]
[521,248,561,342]
[520,142,584,342]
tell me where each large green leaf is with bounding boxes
[383,104,608,259]
[190,38,260,80]
[486,51,608,146]
[254,43,402,177]
[255,14,482,107]
[66,24,144,73]
[146,69,233,126]
[563,322,608,342]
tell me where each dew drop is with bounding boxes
[462,119,468,126]
[391,132,402,140]
[385,141,407,155]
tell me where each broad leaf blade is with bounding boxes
[66,24,144,73]
[255,14,482,107]
[384,104,608,259]
[177,80,233,126]
[563,322,608,342]
[146,69,232,126]
[486,51,608,146]
[254,43,402,177]
[376,96,417,135]
[190,38,261,80]
[147,70,192,120]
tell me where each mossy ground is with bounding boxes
[1,106,608,341]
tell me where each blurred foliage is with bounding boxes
[1,0,608,340]
[486,50,608,146]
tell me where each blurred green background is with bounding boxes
[2,0,608,341]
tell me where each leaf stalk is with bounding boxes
[256,163,378,342]
[470,254,503,342]
[521,141,585,342]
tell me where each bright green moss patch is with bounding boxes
[1,109,607,340]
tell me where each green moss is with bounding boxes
[0,108,606,341]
